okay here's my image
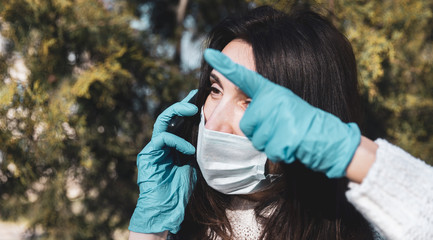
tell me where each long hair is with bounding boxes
[175,6,373,240]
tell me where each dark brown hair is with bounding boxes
[174,6,373,240]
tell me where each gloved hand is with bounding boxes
[203,49,361,178]
[129,90,198,234]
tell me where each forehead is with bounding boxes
[220,39,256,72]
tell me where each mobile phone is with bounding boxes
[166,93,198,135]
[167,93,198,166]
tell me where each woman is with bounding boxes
[129,6,433,240]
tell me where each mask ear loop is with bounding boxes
[264,159,270,175]
[200,107,206,126]
[263,157,283,184]
[268,173,283,182]
[263,158,283,184]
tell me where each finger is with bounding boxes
[181,89,198,103]
[154,102,198,135]
[153,132,196,155]
[203,48,272,98]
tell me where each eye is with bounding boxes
[240,98,251,110]
[209,83,222,98]
[210,86,221,95]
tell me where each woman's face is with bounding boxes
[202,39,280,199]
[203,39,255,135]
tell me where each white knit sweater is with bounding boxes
[222,139,433,239]
[346,139,433,240]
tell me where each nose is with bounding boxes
[204,100,239,135]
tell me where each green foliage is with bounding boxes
[1,0,432,239]
[0,0,195,238]
[331,0,433,164]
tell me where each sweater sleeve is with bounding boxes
[346,139,433,240]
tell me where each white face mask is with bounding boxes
[196,109,279,195]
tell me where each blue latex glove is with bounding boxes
[129,90,198,234]
[203,49,361,178]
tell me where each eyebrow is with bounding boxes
[210,73,222,87]
[210,72,243,93]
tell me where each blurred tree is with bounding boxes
[0,0,194,238]
[0,0,247,238]
[249,0,433,164]
[126,0,250,66]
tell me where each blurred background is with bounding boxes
[0,0,432,239]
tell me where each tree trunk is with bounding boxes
[174,0,188,65]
